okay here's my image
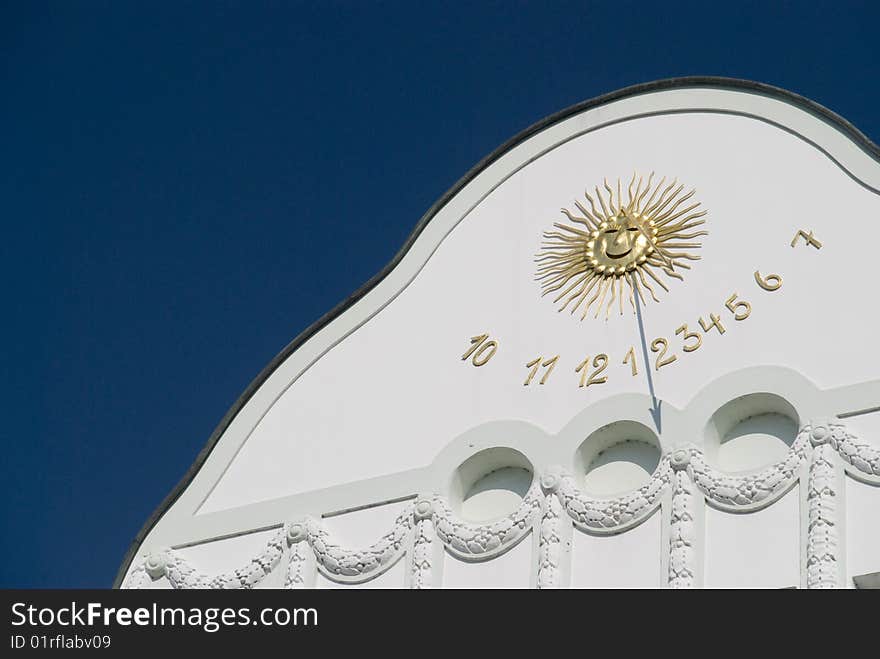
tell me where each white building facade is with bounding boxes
[117,78,880,589]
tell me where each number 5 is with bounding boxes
[725,293,751,320]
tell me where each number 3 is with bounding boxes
[675,324,702,352]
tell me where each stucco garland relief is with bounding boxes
[432,482,542,560]
[556,457,671,534]
[124,420,878,589]
[668,450,696,589]
[820,419,880,481]
[687,431,809,512]
[410,498,435,589]
[537,474,564,589]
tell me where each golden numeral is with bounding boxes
[790,229,822,250]
[623,346,638,376]
[725,293,751,321]
[462,333,498,366]
[525,357,541,385]
[575,356,590,387]
[540,355,559,385]
[675,324,702,352]
[525,355,558,385]
[650,338,677,370]
[575,354,608,387]
[699,314,726,335]
[754,270,783,291]
[588,354,608,386]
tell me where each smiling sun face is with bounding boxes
[536,173,708,320]
[587,210,656,274]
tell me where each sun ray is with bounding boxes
[538,261,586,282]
[552,222,593,238]
[640,175,665,214]
[536,256,582,272]
[593,278,611,319]
[553,272,591,303]
[605,276,618,320]
[594,185,611,218]
[637,267,660,302]
[626,172,636,211]
[572,201,602,229]
[559,208,592,229]
[584,189,604,221]
[658,229,708,241]
[582,278,607,320]
[649,183,685,218]
[635,172,654,212]
[643,179,677,216]
[570,275,601,315]
[654,201,701,228]
[641,262,670,291]
[657,242,703,249]
[540,270,588,295]
[623,273,637,312]
[653,189,696,224]
[658,213,708,233]
[537,258,583,278]
[604,178,616,214]
[559,274,597,312]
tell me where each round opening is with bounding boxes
[576,421,660,496]
[704,393,799,472]
[450,448,534,523]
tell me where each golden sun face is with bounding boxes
[536,173,708,320]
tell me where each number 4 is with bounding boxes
[699,313,726,335]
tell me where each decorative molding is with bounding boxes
[822,420,880,479]
[122,423,880,589]
[806,422,840,589]
[284,524,313,589]
[432,483,542,559]
[668,450,696,589]
[121,564,151,590]
[556,458,671,533]
[687,434,809,511]
[308,509,411,582]
[130,528,287,590]
[537,492,563,589]
[410,498,434,589]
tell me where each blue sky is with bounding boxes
[2,2,879,587]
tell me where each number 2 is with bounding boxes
[651,338,677,370]
[576,354,608,387]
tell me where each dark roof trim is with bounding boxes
[113,76,880,587]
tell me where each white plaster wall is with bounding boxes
[846,476,880,583]
[704,488,800,588]
[569,511,662,588]
[201,111,880,513]
[582,440,660,496]
[320,500,411,546]
[442,536,533,588]
[461,467,531,521]
[716,413,797,472]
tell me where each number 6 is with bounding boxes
[754,271,783,291]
